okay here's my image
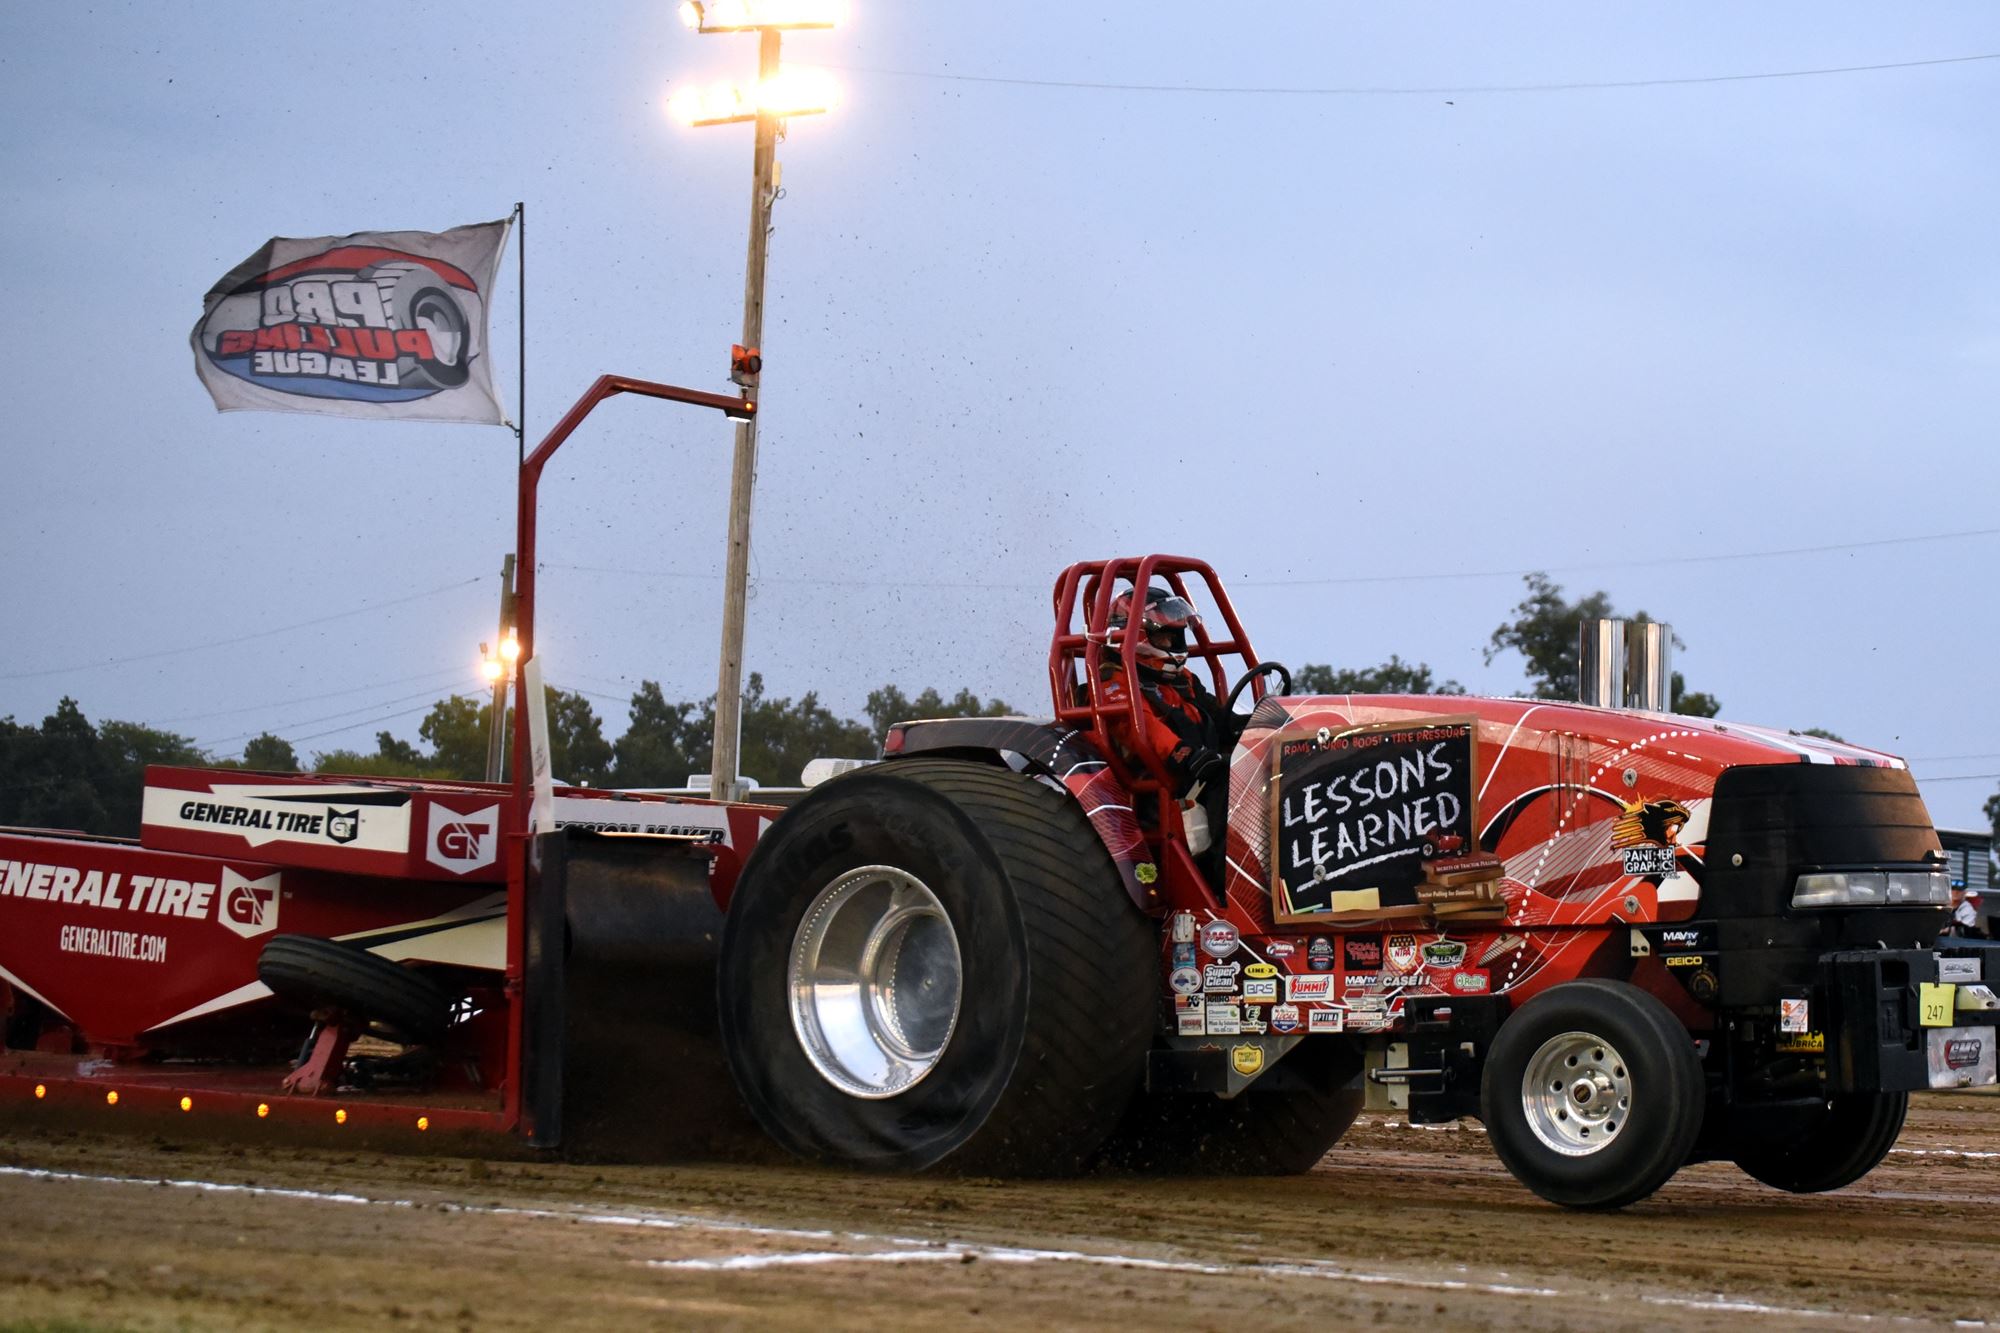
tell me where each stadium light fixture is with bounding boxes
[670,67,838,126]
[679,0,844,33]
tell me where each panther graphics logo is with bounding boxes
[325,809,361,845]
[219,869,281,940]
[426,804,500,875]
[196,245,486,404]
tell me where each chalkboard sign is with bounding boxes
[1270,717,1480,923]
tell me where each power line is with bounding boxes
[1250,526,2000,587]
[1916,772,2000,784]
[0,576,487,681]
[828,52,2000,97]
[227,690,490,755]
[547,524,2000,592]
[197,683,481,751]
[154,667,470,725]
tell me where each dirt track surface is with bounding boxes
[2,1095,1997,1331]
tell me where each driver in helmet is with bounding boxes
[1097,585,1233,866]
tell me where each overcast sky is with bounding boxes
[2,3,1997,829]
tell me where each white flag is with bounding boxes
[191,220,510,426]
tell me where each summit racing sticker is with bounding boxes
[192,222,507,424]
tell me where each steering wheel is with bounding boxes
[1225,661,1292,715]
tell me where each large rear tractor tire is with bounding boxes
[717,758,1157,1175]
[1730,1091,1908,1193]
[1480,979,1704,1209]
[1098,1037,1365,1175]
[257,935,454,1045]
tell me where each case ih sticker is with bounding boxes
[192,221,508,424]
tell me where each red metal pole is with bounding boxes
[501,374,752,1135]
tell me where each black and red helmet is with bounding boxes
[1108,585,1202,677]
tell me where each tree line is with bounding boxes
[0,572,1756,839]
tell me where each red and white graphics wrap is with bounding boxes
[0,832,496,1045]
[1159,695,1909,1037]
[191,220,509,424]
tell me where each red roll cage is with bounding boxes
[1048,555,1270,860]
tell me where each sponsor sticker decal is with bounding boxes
[1621,845,1679,877]
[1779,997,1810,1034]
[1243,978,1278,1003]
[1200,920,1240,959]
[425,803,500,875]
[1939,956,1981,984]
[1307,1007,1345,1033]
[1204,1002,1242,1036]
[1343,935,1382,970]
[1421,939,1467,968]
[1171,942,1196,968]
[325,809,361,845]
[1202,962,1241,993]
[1170,966,1202,996]
[1230,1044,1265,1076]
[1177,1010,1206,1036]
[1386,933,1420,974]
[1449,968,1490,994]
[1287,974,1335,1002]
[218,868,282,940]
[1265,940,1298,960]
[1244,962,1279,980]
[1171,912,1197,944]
[1308,936,1335,972]
[1269,1003,1301,1034]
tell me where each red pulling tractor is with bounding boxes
[3,384,1995,1209]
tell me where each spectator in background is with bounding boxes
[1950,886,1988,939]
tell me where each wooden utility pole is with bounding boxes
[709,27,782,802]
[484,552,516,783]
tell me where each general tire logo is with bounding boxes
[325,809,361,845]
[426,803,500,875]
[218,868,281,939]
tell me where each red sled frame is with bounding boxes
[2,376,753,1143]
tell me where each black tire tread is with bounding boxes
[1098,1037,1365,1175]
[257,934,453,1043]
[1731,1091,1908,1193]
[881,759,1158,1174]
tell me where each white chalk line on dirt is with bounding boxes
[650,1243,1561,1297]
[6,1164,1991,1327]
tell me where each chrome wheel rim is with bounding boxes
[789,865,963,1099]
[1522,1030,1631,1156]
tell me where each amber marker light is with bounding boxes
[33,1084,46,1099]
[179,1096,193,1112]
[416,1116,430,1132]
[256,1102,270,1118]
[335,1108,348,1125]
[105,1090,119,1106]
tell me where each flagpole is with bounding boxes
[515,200,525,469]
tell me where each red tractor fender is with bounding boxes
[882,717,1165,913]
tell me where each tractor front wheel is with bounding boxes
[1480,979,1704,1209]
